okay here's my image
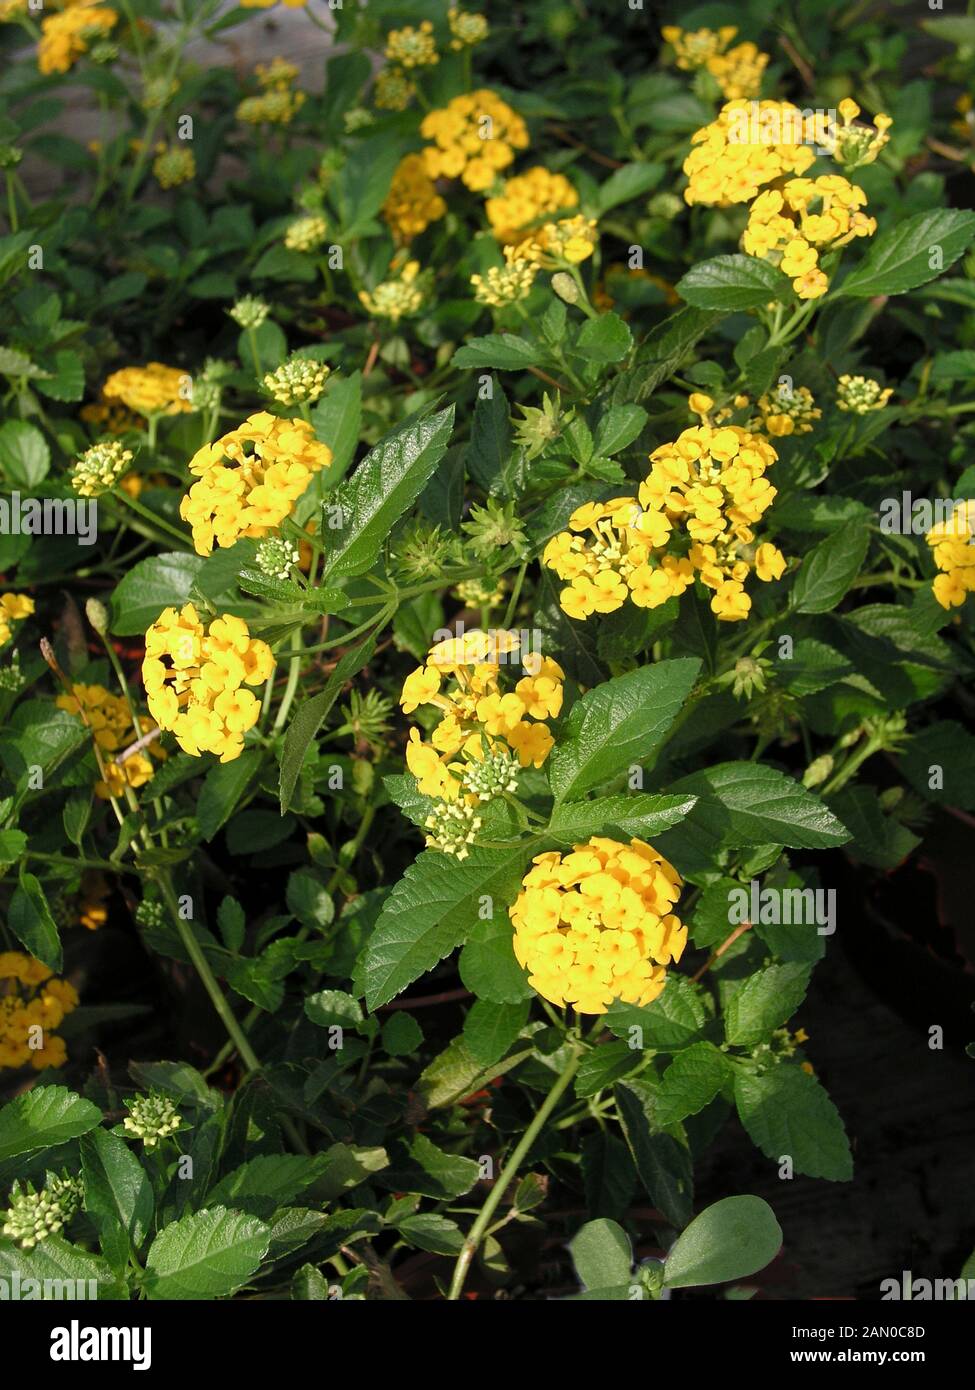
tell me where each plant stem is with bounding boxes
[447,1039,584,1300]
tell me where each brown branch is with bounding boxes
[692,920,752,981]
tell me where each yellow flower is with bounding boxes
[0,952,77,1073]
[510,837,686,1014]
[927,499,975,610]
[285,215,328,253]
[383,154,447,242]
[420,90,528,193]
[485,166,577,246]
[755,543,786,582]
[38,4,118,76]
[152,142,195,189]
[400,665,441,714]
[143,605,274,762]
[358,259,425,323]
[102,362,191,417]
[180,412,332,555]
[683,100,821,208]
[385,21,438,69]
[448,8,488,50]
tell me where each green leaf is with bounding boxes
[612,306,725,403]
[322,405,454,582]
[466,375,512,493]
[663,1195,782,1288]
[379,1133,481,1199]
[546,792,696,844]
[381,1011,423,1057]
[592,403,648,457]
[362,847,526,1009]
[9,869,62,972]
[279,629,377,812]
[310,370,361,486]
[80,1128,154,1270]
[0,828,27,866]
[655,1042,733,1127]
[458,912,533,1004]
[35,349,84,402]
[593,161,664,215]
[826,786,920,869]
[416,1032,535,1109]
[676,255,792,310]
[898,720,975,811]
[724,963,811,1046]
[734,1063,853,1181]
[569,1218,633,1290]
[144,1205,270,1300]
[605,976,710,1051]
[581,1131,637,1221]
[665,762,850,850]
[396,1212,465,1255]
[615,1080,693,1228]
[572,312,633,364]
[216,896,245,953]
[110,552,202,636]
[789,523,870,614]
[838,210,975,298]
[286,869,334,931]
[0,1085,102,1161]
[206,1155,328,1214]
[304,989,363,1029]
[0,420,50,486]
[574,1041,642,1098]
[451,334,543,369]
[0,1234,123,1300]
[462,999,529,1065]
[548,658,700,806]
[197,749,262,841]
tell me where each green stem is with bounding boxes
[272,627,304,733]
[112,488,191,547]
[154,871,261,1073]
[447,1039,584,1300]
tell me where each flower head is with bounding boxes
[836,374,893,414]
[122,1092,182,1150]
[385,22,438,69]
[143,604,274,761]
[262,356,330,406]
[510,837,687,1014]
[102,362,191,416]
[70,440,133,497]
[229,296,270,330]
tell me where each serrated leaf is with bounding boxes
[9,869,61,971]
[655,1042,732,1127]
[724,964,811,1046]
[144,1206,270,1300]
[789,524,870,614]
[838,209,975,298]
[322,406,454,582]
[451,334,543,369]
[110,552,202,635]
[548,658,700,806]
[546,792,696,844]
[0,1085,102,1161]
[605,975,710,1051]
[677,255,792,311]
[615,1080,693,1228]
[734,1063,853,1181]
[80,1128,154,1269]
[665,762,850,850]
[462,998,529,1065]
[362,848,527,1010]
[572,312,633,364]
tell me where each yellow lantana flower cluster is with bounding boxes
[153,142,195,189]
[662,25,769,100]
[751,384,821,436]
[926,500,975,609]
[641,423,785,621]
[544,423,786,624]
[420,91,529,192]
[682,100,820,207]
[509,837,687,1014]
[102,362,191,417]
[0,591,33,646]
[0,952,78,1071]
[827,98,892,171]
[448,7,488,50]
[543,499,686,621]
[485,166,578,245]
[37,3,118,76]
[742,175,876,299]
[471,245,537,307]
[180,412,332,556]
[284,214,328,253]
[383,154,447,242]
[374,67,416,112]
[237,57,306,126]
[359,259,425,323]
[836,374,893,414]
[401,630,564,803]
[55,682,164,800]
[386,21,438,69]
[142,605,274,762]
